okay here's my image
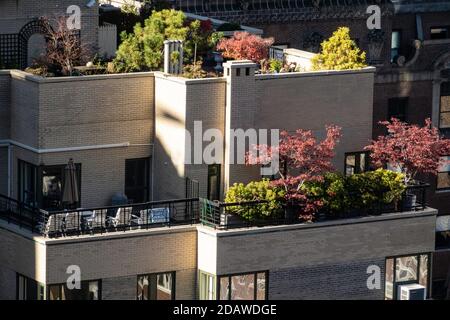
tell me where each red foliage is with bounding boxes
[365,118,450,184]
[216,31,274,62]
[247,125,341,219]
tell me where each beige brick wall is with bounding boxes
[7,71,155,207]
[44,226,197,299]
[0,223,47,293]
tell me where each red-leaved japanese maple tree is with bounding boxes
[365,118,450,185]
[247,125,341,218]
[216,31,274,62]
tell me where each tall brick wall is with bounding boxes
[7,71,155,207]
[255,68,375,174]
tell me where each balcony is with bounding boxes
[0,182,430,238]
[0,194,198,238]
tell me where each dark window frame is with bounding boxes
[344,151,369,176]
[39,163,82,211]
[125,157,150,204]
[439,82,450,131]
[388,97,408,122]
[217,270,269,300]
[430,26,450,40]
[136,271,176,300]
[391,29,402,62]
[16,273,44,300]
[384,252,431,300]
[17,160,38,207]
[436,154,450,191]
[207,164,221,201]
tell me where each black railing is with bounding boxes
[0,193,46,233]
[0,194,199,238]
[200,183,430,229]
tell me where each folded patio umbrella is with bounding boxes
[62,158,79,208]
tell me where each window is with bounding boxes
[16,274,45,300]
[41,164,81,211]
[430,26,450,40]
[137,272,175,300]
[391,30,401,62]
[125,158,150,204]
[384,253,430,300]
[207,164,221,201]
[345,152,369,176]
[218,271,267,300]
[245,67,250,76]
[47,280,101,300]
[199,271,216,300]
[18,160,37,207]
[437,156,450,190]
[236,68,241,76]
[439,82,450,129]
[388,98,408,122]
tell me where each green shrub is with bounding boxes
[312,27,367,71]
[225,179,285,220]
[268,59,283,73]
[303,172,350,215]
[348,169,405,209]
[303,169,405,216]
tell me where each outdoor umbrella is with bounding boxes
[62,158,79,208]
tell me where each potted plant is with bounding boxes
[247,125,341,222]
[365,118,450,209]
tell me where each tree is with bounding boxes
[365,118,450,185]
[311,27,367,71]
[216,31,274,63]
[247,125,341,218]
[43,17,90,76]
[113,9,214,72]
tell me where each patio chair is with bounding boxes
[106,206,133,229]
[84,210,105,232]
[64,211,81,235]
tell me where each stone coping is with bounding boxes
[197,207,437,238]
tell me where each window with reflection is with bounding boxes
[47,280,100,300]
[437,156,450,190]
[16,274,45,300]
[385,253,430,300]
[137,272,175,300]
[199,271,216,300]
[345,152,369,176]
[439,82,450,130]
[218,271,267,300]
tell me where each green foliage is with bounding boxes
[348,169,406,209]
[312,27,367,71]
[113,9,211,72]
[303,169,406,216]
[182,60,207,79]
[225,179,285,220]
[268,59,283,73]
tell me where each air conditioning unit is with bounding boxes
[397,284,426,300]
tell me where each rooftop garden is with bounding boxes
[19,8,369,79]
[200,118,450,228]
